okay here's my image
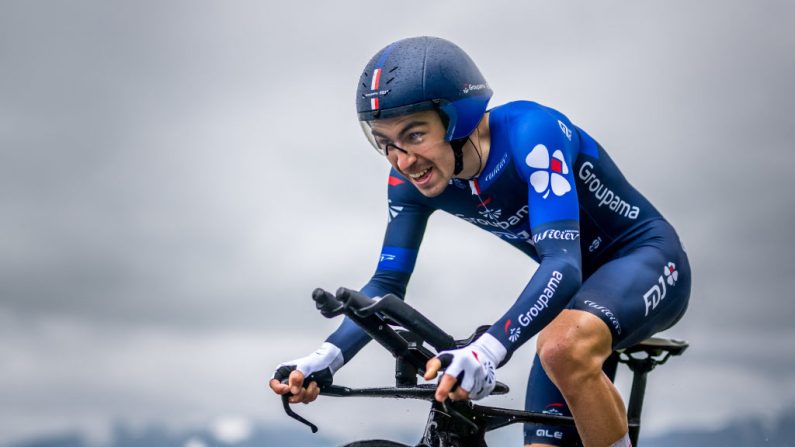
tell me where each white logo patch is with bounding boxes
[388,200,404,222]
[642,261,679,316]
[558,120,572,141]
[508,327,521,343]
[525,144,571,199]
[664,262,678,286]
[478,207,503,220]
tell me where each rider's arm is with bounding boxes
[326,172,434,363]
[484,107,584,365]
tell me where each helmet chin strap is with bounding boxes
[451,138,467,176]
[451,126,484,179]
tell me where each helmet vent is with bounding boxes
[361,70,370,89]
[385,77,395,85]
[388,66,398,73]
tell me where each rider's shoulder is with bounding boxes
[491,101,576,154]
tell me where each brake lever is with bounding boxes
[278,377,319,433]
[281,393,319,433]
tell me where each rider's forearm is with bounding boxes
[325,317,371,361]
[324,271,412,363]
[486,257,582,364]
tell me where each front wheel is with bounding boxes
[341,441,411,447]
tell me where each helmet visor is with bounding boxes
[360,120,389,155]
[360,107,450,157]
[359,101,447,155]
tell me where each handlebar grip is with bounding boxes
[335,287,374,311]
[312,288,344,317]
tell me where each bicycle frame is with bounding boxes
[280,287,687,446]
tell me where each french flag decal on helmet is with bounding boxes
[370,68,382,109]
[371,68,382,90]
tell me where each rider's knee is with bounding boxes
[537,324,606,389]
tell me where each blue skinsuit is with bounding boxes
[327,101,691,446]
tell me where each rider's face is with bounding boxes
[367,110,453,197]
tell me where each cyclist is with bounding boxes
[270,36,690,447]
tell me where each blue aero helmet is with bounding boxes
[356,36,493,175]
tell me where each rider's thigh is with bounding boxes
[568,220,691,350]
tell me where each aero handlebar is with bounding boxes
[335,288,457,351]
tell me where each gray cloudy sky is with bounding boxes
[2,1,794,445]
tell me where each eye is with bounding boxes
[408,132,424,144]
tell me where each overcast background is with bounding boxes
[2,1,794,446]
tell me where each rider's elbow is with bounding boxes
[553,257,583,289]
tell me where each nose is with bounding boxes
[395,149,416,171]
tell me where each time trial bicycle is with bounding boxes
[280,287,688,447]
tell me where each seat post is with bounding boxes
[615,337,689,446]
[624,356,656,446]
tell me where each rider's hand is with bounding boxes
[424,333,506,402]
[269,342,344,404]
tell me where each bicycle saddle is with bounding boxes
[620,337,689,357]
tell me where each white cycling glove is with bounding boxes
[272,342,345,388]
[435,333,507,400]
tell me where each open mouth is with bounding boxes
[408,167,433,184]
